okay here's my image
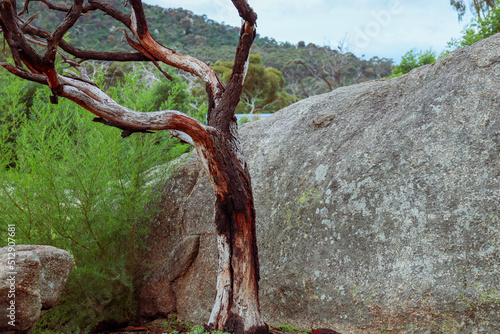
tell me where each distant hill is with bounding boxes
[28,0,394,98]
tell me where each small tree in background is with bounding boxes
[214,54,293,114]
[389,49,437,78]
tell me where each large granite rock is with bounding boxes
[0,245,74,333]
[139,34,500,333]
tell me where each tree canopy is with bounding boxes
[213,54,294,114]
[448,1,500,49]
[450,0,497,21]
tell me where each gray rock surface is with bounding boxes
[0,245,74,333]
[139,34,500,333]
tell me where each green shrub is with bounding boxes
[389,49,437,78]
[274,324,311,334]
[0,71,189,332]
[447,1,500,50]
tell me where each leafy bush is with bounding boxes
[447,1,500,50]
[213,54,295,114]
[0,71,189,332]
[273,324,311,334]
[389,49,437,78]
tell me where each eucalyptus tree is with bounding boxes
[450,0,496,20]
[0,0,267,332]
[214,54,292,114]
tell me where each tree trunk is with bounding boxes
[209,193,266,334]
[196,130,267,334]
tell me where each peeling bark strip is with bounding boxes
[0,0,267,332]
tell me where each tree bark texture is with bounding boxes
[0,0,267,332]
[204,134,266,334]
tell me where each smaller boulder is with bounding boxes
[0,250,42,334]
[14,245,74,309]
[0,245,74,333]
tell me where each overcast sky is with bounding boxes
[143,0,473,62]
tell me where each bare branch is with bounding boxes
[1,58,202,143]
[21,22,150,62]
[129,0,148,38]
[88,0,223,103]
[58,75,211,144]
[92,117,154,138]
[125,31,173,80]
[50,0,84,53]
[0,0,45,70]
[35,0,84,89]
[20,11,39,29]
[169,130,194,146]
[24,34,92,82]
[60,40,149,62]
[133,30,224,103]
[21,0,70,15]
[88,0,131,28]
[208,12,256,129]
[0,62,48,84]
[226,21,256,93]
[231,0,257,25]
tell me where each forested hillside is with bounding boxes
[25,0,394,106]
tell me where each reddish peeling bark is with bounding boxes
[0,0,267,332]
[204,135,266,333]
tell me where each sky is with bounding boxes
[143,0,474,62]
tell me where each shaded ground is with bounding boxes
[89,317,341,334]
